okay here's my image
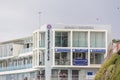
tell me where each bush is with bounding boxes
[95,53,120,80]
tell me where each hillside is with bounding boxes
[95,51,120,80]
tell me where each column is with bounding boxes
[88,31,90,66]
[68,69,72,80]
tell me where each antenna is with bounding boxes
[38,12,42,29]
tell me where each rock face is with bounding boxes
[95,51,120,80]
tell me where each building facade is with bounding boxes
[0,24,111,80]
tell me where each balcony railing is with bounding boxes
[19,47,33,54]
[0,64,32,72]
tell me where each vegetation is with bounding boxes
[95,51,120,80]
[112,39,120,43]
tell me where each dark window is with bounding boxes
[55,32,68,47]
[27,44,29,48]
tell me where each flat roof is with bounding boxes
[0,36,32,44]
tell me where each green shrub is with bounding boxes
[95,53,120,80]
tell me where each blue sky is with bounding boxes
[0,0,120,41]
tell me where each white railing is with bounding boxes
[19,47,33,54]
[0,64,32,72]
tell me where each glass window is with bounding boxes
[34,33,37,48]
[0,62,2,68]
[28,57,32,64]
[39,32,45,47]
[13,60,17,66]
[55,32,70,47]
[25,58,28,64]
[4,46,7,57]
[55,52,70,65]
[26,44,29,48]
[72,70,79,80]
[73,32,88,47]
[52,70,68,80]
[9,45,13,56]
[90,32,105,48]
[90,53,104,64]
[18,73,24,80]
[73,52,88,59]
[59,70,68,79]
[18,59,21,66]
[51,69,59,80]
[39,50,45,65]
[0,47,2,57]
[73,52,88,66]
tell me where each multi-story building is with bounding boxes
[0,24,111,80]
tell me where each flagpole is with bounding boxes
[38,12,42,29]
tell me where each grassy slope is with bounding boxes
[95,53,120,80]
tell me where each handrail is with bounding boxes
[0,64,32,72]
[19,47,33,54]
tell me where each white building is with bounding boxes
[0,24,111,80]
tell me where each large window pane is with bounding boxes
[90,53,104,64]
[55,32,70,47]
[51,70,68,80]
[73,52,88,59]
[90,32,105,48]
[73,52,88,66]
[39,50,45,65]
[39,32,45,47]
[73,32,88,47]
[72,70,79,80]
[55,52,70,65]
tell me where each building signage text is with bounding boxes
[72,49,88,52]
[55,49,71,52]
[64,26,94,29]
[47,24,52,61]
[90,49,106,53]
[73,59,88,65]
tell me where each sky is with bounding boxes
[0,0,120,41]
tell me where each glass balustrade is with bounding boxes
[19,47,33,54]
[0,64,32,72]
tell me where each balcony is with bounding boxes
[0,64,32,72]
[19,47,33,54]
